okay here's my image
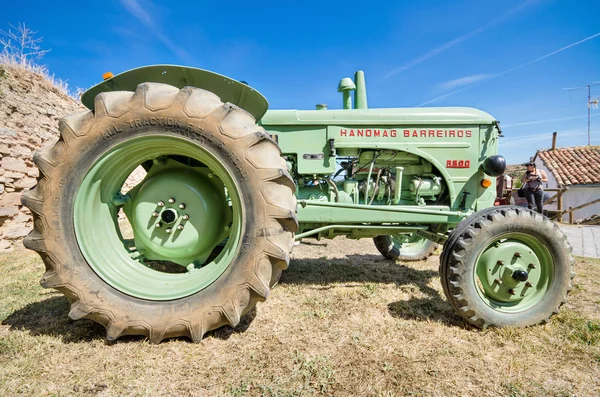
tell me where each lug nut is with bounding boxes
[168,198,176,204]
[508,289,516,295]
[178,203,186,210]
[157,201,165,207]
[514,252,522,258]
[155,222,162,228]
[494,278,502,284]
[166,228,172,234]
[525,282,533,288]
[496,260,504,266]
[528,263,536,269]
[177,224,184,231]
[182,214,189,220]
[151,211,159,217]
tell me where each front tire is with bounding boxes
[440,206,574,328]
[22,83,298,343]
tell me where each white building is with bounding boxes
[532,146,600,222]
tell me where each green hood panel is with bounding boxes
[81,65,269,120]
[261,107,496,126]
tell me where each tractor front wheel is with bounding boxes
[439,206,574,328]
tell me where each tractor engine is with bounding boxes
[292,150,444,207]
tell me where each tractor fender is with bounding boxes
[81,65,269,121]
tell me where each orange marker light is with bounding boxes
[102,72,114,80]
[481,179,492,188]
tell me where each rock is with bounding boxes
[0,144,10,154]
[0,184,3,194]
[15,177,37,189]
[13,211,31,223]
[26,167,39,178]
[5,187,15,193]
[0,240,12,250]
[0,127,17,137]
[3,171,25,179]
[10,145,32,157]
[1,157,28,173]
[0,207,19,218]
[1,223,32,239]
[0,192,22,207]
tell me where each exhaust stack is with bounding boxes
[353,70,368,109]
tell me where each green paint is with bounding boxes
[474,233,553,311]
[389,233,432,255]
[122,160,231,266]
[83,65,503,243]
[82,65,268,120]
[74,136,242,300]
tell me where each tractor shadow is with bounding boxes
[2,295,106,344]
[3,253,464,343]
[281,253,465,327]
[2,294,258,344]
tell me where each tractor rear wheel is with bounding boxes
[21,83,297,343]
[439,206,574,328]
[373,233,438,261]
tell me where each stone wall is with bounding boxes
[0,64,86,250]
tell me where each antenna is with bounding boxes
[563,82,600,146]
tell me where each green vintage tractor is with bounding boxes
[22,65,575,343]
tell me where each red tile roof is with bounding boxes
[536,146,600,187]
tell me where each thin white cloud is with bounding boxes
[503,113,599,128]
[436,74,491,91]
[499,129,590,148]
[418,31,600,106]
[119,0,192,63]
[383,0,538,79]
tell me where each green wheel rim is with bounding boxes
[390,233,430,254]
[74,136,243,301]
[474,232,554,312]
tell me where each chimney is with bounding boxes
[551,131,557,150]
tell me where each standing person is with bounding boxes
[521,162,548,213]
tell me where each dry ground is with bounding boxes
[1,238,599,396]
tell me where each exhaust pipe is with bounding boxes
[353,70,368,109]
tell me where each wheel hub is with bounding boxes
[123,161,231,266]
[476,240,542,304]
[160,208,178,224]
[512,269,529,282]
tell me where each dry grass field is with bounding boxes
[1,237,599,396]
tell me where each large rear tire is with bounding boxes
[21,83,298,343]
[440,207,574,328]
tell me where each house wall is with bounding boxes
[559,185,600,222]
[530,158,599,221]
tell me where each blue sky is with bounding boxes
[3,0,600,164]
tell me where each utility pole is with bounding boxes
[564,82,600,146]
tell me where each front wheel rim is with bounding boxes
[474,232,554,313]
[390,233,430,254]
[74,135,244,301]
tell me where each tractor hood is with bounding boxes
[81,65,269,120]
[261,107,496,126]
